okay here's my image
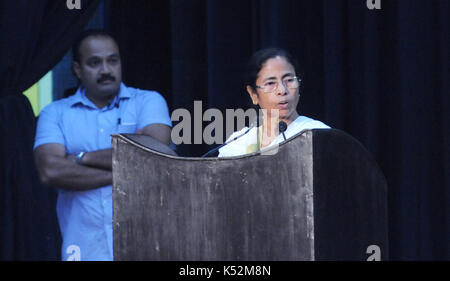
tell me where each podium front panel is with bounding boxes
[113,133,315,261]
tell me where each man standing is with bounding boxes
[33,30,172,261]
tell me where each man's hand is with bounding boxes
[66,153,76,163]
[34,143,112,191]
[78,149,112,170]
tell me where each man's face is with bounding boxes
[73,36,122,100]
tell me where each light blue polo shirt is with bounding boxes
[34,83,172,261]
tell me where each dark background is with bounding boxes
[0,0,448,260]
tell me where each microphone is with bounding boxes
[201,116,262,158]
[279,121,287,141]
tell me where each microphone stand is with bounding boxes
[279,121,287,141]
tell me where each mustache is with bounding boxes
[97,75,116,83]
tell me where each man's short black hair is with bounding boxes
[72,29,119,63]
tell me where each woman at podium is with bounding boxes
[218,48,330,157]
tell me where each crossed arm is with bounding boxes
[34,124,171,191]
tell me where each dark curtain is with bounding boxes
[0,0,100,260]
[109,0,449,260]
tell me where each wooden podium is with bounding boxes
[112,129,388,261]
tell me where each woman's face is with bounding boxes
[247,56,300,125]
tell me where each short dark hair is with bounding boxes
[245,48,299,91]
[72,29,119,63]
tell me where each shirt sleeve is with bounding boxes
[136,90,172,129]
[33,103,65,150]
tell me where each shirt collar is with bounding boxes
[69,82,130,109]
